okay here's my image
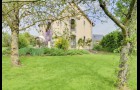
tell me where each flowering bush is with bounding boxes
[55,37,69,50]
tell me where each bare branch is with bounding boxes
[98,0,127,37]
[2,0,40,3]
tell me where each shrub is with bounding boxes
[44,48,89,56]
[2,47,11,55]
[29,48,44,56]
[2,32,11,47]
[85,38,92,49]
[93,44,103,51]
[19,47,30,56]
[55,37,69,50]
[19,34,30,49]
[24,32,36,46]
[100,31,123,52]
[19,47,45,56]
[44,48,66,56]
[19,47,90,56]
[78,38,84,48]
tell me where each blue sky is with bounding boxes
[93,19,118,35]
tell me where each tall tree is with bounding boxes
[98,1,136,89]
[2,0,85,66]
[2,0,64,66]
[63,0,137,89]
[3,2,21,66]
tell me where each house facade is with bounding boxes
[39,3,94,49]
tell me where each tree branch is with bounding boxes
[123,0,137,25]
[98,0,127,37]
[2,0,41,3]
[19,11,81,31]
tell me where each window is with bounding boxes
[71,19,76,30]
[84,36,85,42]
[84,21,85,26]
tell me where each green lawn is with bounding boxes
[2,53,137,90]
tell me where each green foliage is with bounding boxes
[19,34,30,49]
[44,48,89,56]
[55,37,69,50]
[78,38,84,48]
[2,32,11,47]
[93,44,103,51]
[29,48,45,56]
[85,38,92,49]
[100,31,123,52]
[85,38,92,46]
[19,47,89,56]
[18,32,36,49]
[19,47,44,56]
[19,47,31,56]
[2,47,11,55]
[24,32,36,46]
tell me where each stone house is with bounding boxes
[39,2,94,49]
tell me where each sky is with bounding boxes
[2,1,118,36]
[92,19,118,36]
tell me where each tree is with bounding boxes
[96,0,136,89]
[85,38,92,50]
[2,0,82,66]
[78,38,84,49]
[100,31,123,52]
[2,0,64,66]
[98,1,137,89]
[62,0,137,89]
[97,0,136,89]
[19,33,30,49]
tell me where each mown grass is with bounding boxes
[2,53,136,90]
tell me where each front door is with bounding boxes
[70,37,76,48]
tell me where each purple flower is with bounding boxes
[44,29,52,44]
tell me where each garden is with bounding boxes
[2,0,137,90]
[2,31,137,90]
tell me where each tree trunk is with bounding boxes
[11,28,21,66]
[10,3,21,66]
[118,42,130,89]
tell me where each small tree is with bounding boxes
[100,31,123,52]
[19,34,30,49]
[78,38,84,49]
[85,38,92,50]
